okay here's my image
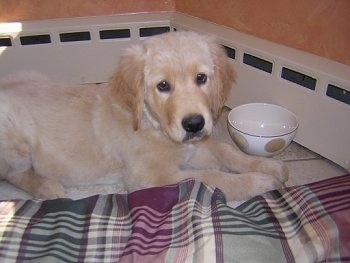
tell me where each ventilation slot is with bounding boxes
[99,29,130,40]
[223,45,235,59]
[0,37,12,47]
[281,67,317,90]
[20,34,51,45]
[60,31,91,42]
[326,84,350,105]
[139,26,170,37]
[243,53,273,73]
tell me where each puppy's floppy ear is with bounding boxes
[210,42,236,120]
[110,44,145,130]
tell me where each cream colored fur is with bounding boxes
[0,31,288,200]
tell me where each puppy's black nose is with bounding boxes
[182,114,205,133]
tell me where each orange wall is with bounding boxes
[176,0,350,66]
[0,0,349,66]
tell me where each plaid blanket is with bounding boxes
[1,175,349,263]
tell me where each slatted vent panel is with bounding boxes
[0,37,12,47]
[139,26,170,37]
[281,67,317,90]
[243,53,273,73]
[20,34,51,45]
[326,84,350,105]
[60,31,91,42]
[99,29,131,40]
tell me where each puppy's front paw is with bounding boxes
[249,173,284,198]
[256,159,289,183]
[35,180,65,199]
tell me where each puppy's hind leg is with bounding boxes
[7,169,65,199]
[0,153,65,199]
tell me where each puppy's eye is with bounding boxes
[157,80,171,92]
[196,73,207,85]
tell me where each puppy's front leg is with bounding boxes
[176,170,283,201]
[185,139,288,183]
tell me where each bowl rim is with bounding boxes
[227,103,299,138]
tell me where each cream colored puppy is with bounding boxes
[0,31,288,200]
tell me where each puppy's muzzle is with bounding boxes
[182,114,206,141]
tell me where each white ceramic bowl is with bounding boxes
[227,103,298,157]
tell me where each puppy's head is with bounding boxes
[110,31,236,143]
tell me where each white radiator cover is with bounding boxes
[0,12,349,170]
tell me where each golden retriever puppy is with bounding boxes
[0,31,288,200]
